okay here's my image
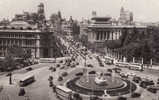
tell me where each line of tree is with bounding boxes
[104,26,159,64]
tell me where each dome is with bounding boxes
[9,21,37,29]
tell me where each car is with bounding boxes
[132,76,142,83]
[139,79,154,88]
[49,67,53,70]
[18,88,26,96]
[58,76,63,81]
[120,73,128,78]
[107,69,113,73]
[147,86,158,93]
[87,64,93,68]
[60,66,65,69]
[61,72,68,77]
[157,78,159,84]
[25,67,33,71]
[56,64,60,68]
[59,60,63,63]
[112,68,122,73]
[52,67,56,72]
[131,92,141,98]
[118,96,127,100]
[104,72,111,77]
[88,71,96,74]
[71,64,76,68]
[75,72,83,76]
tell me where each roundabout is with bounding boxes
[65,68,137,97]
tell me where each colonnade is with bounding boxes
[90,29,122,42]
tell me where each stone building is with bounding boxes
[0,21,53,58]
[87,16,147,46]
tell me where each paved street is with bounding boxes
[0,35,159,100]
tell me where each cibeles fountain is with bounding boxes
[66,68,137,98]
[94,72,109,86]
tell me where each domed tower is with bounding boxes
[38,3,45,16]
[37,3,46,28]
[92,11,97,17]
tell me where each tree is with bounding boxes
[3,55,16,71]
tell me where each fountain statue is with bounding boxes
[95,72,108,86]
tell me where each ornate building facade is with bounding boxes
[0,21,53,58]
[87,16,147,45]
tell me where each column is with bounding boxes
[104,32,106,40]
[109,32,111,40]
[100,31,102,40]
[36,34,40,58]
[115,32,117,40]
[106,32,108,40]
[111,32,113,40]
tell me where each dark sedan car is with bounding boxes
[132,76,142,83]
[139,79,154,88]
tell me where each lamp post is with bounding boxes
[9,72,12,85]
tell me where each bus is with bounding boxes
[115,62,130,68]
[19,75,35,87]
[129,63,143,71]
[55,85,72,100]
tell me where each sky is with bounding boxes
[0,0,159,22]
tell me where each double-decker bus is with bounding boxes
[56,85,72,100]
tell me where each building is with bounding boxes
[0,21,54,58]
[79,19,90,37]
[87,16,147,46]
[61,16,74,35]
[118,7,133,25]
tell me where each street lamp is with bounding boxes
[9,72,12,85]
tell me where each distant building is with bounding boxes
[12,2,46,30]
[79,19,90,37]
[61,16,74,35]
[118,7,133,25]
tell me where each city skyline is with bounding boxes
[0,0,159,22]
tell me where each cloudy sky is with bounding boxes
[0,0,159,22]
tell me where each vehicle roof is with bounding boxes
[20,75,34,81]
[56,85,72,92]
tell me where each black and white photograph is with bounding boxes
[0,0,159,100]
